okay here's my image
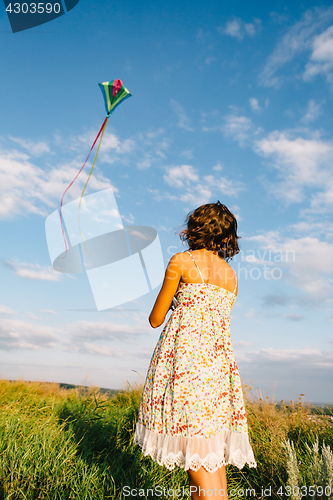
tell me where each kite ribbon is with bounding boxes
[78,116,108,256]
[60,116,108,259]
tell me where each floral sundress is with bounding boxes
[134,251,257,472]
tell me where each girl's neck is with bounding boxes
[188,248,225,260]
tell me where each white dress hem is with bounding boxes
[134,421,257,472]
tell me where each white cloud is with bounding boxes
[164,165,199,188]
[3,260,63,281]
[244,23,257,36]
[9,137,50,156]
[70,343,126,357]
[259,6,333,87]
[224,19,242,40]
[69,130,136,165]
[202,108,260,146]
[170,99,194,131]
[254,130,333,202]
[311,25,333,60]
[284,313,304,321]
[0,317,60,350]
[144,128,165,140]
[236,346,333,402]
[66,319,151,343]
[247,231,333,301]
[0,315,152,354]
[180,149,194,160]
[135,127,171,166]
[213,162,223,171]
[234,340,252,347]
[249,98,262,113]
[223,114,253,146]
[25,312,41,320]
[204,174,241,196]
[121,212,135,224]
[290,220,333,238]
[137,155,153,170]
[300,99,323,123]
[308,180,333,212]
[0,145,114,219]
[0,305,16,315]
[304,25,333,82]
[102,135,135,155]
[162,164,243,205]
[240,346,333,368]
[65,125,170,173]
[261,294,288,307]
[178,186,214,206]
[69,130,135,156]
[218,17,261,41]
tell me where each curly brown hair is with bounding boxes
[178,201,240,261]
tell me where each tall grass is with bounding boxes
[0,378,332,499]
[282,435,333,499]
[228,384,333,498]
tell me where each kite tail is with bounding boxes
[78,117,109,256]
[60,116,108,259]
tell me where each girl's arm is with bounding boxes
[149,253,182,328]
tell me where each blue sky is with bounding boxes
[1,0,333,403]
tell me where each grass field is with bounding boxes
[0,378,332,499]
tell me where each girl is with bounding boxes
[134,201,257,499]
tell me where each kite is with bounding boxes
[59,79,131,258]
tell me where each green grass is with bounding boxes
[0,378,332,499]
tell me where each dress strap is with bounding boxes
[233,273,238,294]
[186,251,205,284]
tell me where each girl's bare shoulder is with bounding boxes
[166,251,189,269]
[169,251,191,267]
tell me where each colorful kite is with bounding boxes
[59,79,131,258]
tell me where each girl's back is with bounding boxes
[178,248,237,295]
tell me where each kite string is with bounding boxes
[78,117,109,256]
[60,116,108,259]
